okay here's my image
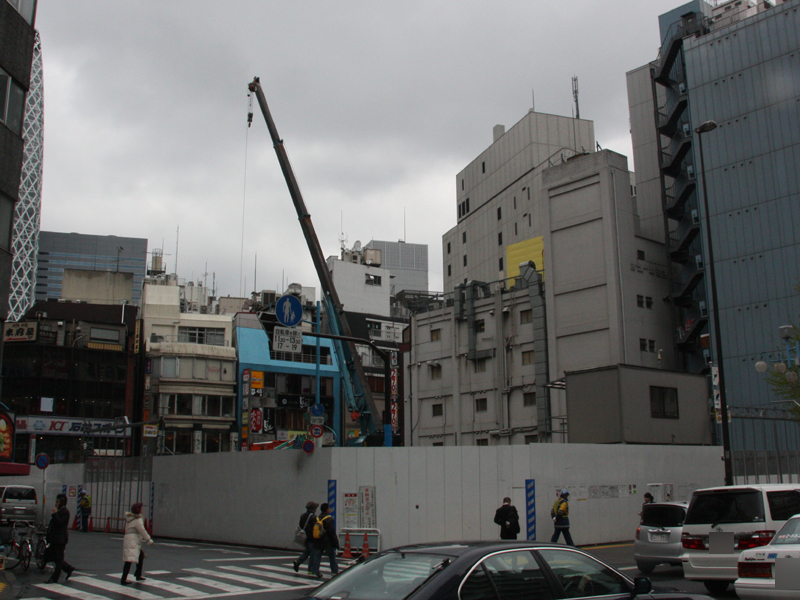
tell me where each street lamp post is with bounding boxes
[696,120,734,486]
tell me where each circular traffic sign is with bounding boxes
[275,294,303,327]
[310,424,324,438]
[310,403,324,417]
[302,440,315,454]
[35,453,50,470]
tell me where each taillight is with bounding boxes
[636,527,641,541]
[682,533,707,550]
[737,531,775,550]
[738,561,772,579]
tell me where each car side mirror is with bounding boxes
[632,577,652,597]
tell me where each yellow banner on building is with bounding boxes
[505,236,545,286]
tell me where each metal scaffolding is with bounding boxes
[9,30,44,322]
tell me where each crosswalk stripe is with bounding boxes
[31,583,112,600]
[204,556,289,562]
[70,576,164,599]
[178,576,250,593]
[130,577,207,596]
[184,567,290,589]
[255,564,308,575]
[245,564,324,583]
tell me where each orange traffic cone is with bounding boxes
[145,518,152,535]
[71,514,78,530]
[361,533,370,558]
[342,532,352,559]
[104,517,111,533]
[88,516,93,532]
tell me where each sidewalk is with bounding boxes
[0,568,20,600]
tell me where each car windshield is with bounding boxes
[310,552,452,600]
[5,488,35,501]
[771,518,800,546]
[685,490,764,525]
[641,505,685,527]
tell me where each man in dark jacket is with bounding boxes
[309,503,339,578]
[44,493,75,583]
[293,501,318,575]
[494,497,521,540]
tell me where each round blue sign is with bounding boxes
[35,453,49,470]
[275,294,303,327]
[310,403,324,417]
[302,440,315,454]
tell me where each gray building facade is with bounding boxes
[364,239,428,295]
[627,0,800,452]
[36,232,148,306]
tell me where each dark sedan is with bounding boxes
[304,541,712,600]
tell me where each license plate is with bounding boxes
[651,533,669,542]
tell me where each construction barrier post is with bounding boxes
[342,533,352,559]
[104,517,110,533]
[88,516,93,532]
[71,514,78,530]
[361,533,370,558]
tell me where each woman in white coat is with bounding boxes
[121,502,153,584]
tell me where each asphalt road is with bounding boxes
[0,533,738,600]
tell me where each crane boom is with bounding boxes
[247,77,381,438]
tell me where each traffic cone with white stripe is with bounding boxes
[361,533,370,558]
[342,532,352,559]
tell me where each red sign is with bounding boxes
[310,424,324,438]
[391,401,398,432]
[250,408,263,433]
[390,368,398,400]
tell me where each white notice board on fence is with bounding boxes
[359,486,376,529]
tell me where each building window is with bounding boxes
[447,242,451,254]
[432,403,443,417]
[161,357,178,378]
[520,309,532,324]
[175,393,193,415]
[649,339,656,353]
[646,297,653,309]
[430,364,442,380]
[458,204,462,218]
[476,438,489,446]
[651,386,679,419]
[433,442,444,447]
[637,295,644,308]
[522,350,535,365]
[366,321,382,337]
[515,222,518,236]
[475,319,485,333]
[640,338,648,351]
[498,232,503,245]
[462,231,467,243]
[431,328,441,342]
[513,197,517,209]
[447,264,451,277]
[90,327,121,343]
[0,194,14,252]
[463,255,467,267]
[466,198,469,212]
[497,207,502,220]
[482,161,485,174]
[475,358,487,373]
[475,397,488,412]
[365,273,382,286]
[499,257,504,271]
[0,68,25,135]
[637,250,646,260]
[461,179,464,191]
[525,434,537,444]
[523,392,536,407]
[178,327,225,346]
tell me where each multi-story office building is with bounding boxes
[407,109,707,446]
[36,232,148,305]
[364,240,428,295]
[627,0,800,453]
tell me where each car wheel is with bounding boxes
[703,580,730,594]
[636,561,655,575]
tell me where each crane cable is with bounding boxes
[240,89,254,297]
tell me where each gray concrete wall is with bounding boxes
[150,444,723,549]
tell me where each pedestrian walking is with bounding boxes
[550,489,575,546]
[494,497,520,540]
[121,502,154,584]
[43,493,75,583]
[309,503,339,579]
[78,490,92,532]
[292,501,318,575]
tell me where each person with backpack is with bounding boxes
[308,503,339,579]
[494,497,521,540]
[292,501,318,575]
[550,489,575,546]
[78,490,92,532]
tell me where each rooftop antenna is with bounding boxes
[532,88,535,111]
[338,210,347,252]
[254,253,257,294]
[403,207,406,242]
[572,75,580,120]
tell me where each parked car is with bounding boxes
[0,485,39,524]
[681,483,800,595]
[634,501,688,573]
[304,541,715,600]
[735,513,800,599]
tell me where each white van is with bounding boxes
[681,483,800,595]
[0,485,39,524]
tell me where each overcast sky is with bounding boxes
[34,0,682,300]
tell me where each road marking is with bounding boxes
[198,549,250,555]
[178,576,250,593]
[70,576,165,599]
[204,556,294,562]
[132,577,209,596]
[585,542,635,550]
[184,567,290,589]
[248,564,324,583]
[32,583,113,600]
[159,542,196,548]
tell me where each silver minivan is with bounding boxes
[634,501,688,573]
[0,485,39,524]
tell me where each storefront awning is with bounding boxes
[0,463,31,476]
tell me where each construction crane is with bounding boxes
[247,77,383,443]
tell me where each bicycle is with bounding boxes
[33,526,48,571]
[2,520,29,570]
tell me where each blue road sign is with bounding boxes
[310,403,324,417]
[35,453,50,470]
[302,440,315,454]
[275,294,303,327]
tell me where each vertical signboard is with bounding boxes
[343,493,359,529]
[525,479,537,540]
[359,485,377,529]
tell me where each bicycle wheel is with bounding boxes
[35,539,48,571]
[4,542,21,570]
[20,541,31,571]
